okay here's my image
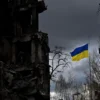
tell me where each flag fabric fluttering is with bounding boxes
[70,44,89,61]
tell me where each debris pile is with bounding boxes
[0,61,49,100]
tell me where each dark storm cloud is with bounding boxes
[39,0,100,92]
[39,0,100,42]
[39,0,100,50]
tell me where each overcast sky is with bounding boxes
[39,0,100,92]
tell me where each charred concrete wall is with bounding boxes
[0,33,50,100]
[0,0,49,100]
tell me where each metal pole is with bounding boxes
[89,58,92,100]
[88,36,92,100]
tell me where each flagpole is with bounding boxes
[98,36,100,54]
[88,36,92,100]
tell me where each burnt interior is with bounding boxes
[19,70,32,77]
[16,41,31,64]
[15,8,32,34]
[0,0,49,99]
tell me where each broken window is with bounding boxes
[19,70,32,77]
[16,41,31,64]
[15,8,32,35]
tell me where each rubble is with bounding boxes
[0,61,49,100]
[0,0,49,99]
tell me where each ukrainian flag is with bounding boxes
[70,44,89,61]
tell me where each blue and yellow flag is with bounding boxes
[70,44,89,61]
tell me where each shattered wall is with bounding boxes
[0,33,50,100]
[0,0,49,100]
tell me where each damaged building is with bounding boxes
[0,0,50,100]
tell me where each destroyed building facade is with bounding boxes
[0,0,49,100]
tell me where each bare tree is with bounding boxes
[55,74,68,99]
[55,73,74,100]
[49,46,71,81]
[83,49,100,100]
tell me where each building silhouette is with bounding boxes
[0,0,50,100]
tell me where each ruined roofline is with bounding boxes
[8,0,47,13]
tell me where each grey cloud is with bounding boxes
[73,62,89,72]
[39,0,100,39]
[39,0,100,91]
